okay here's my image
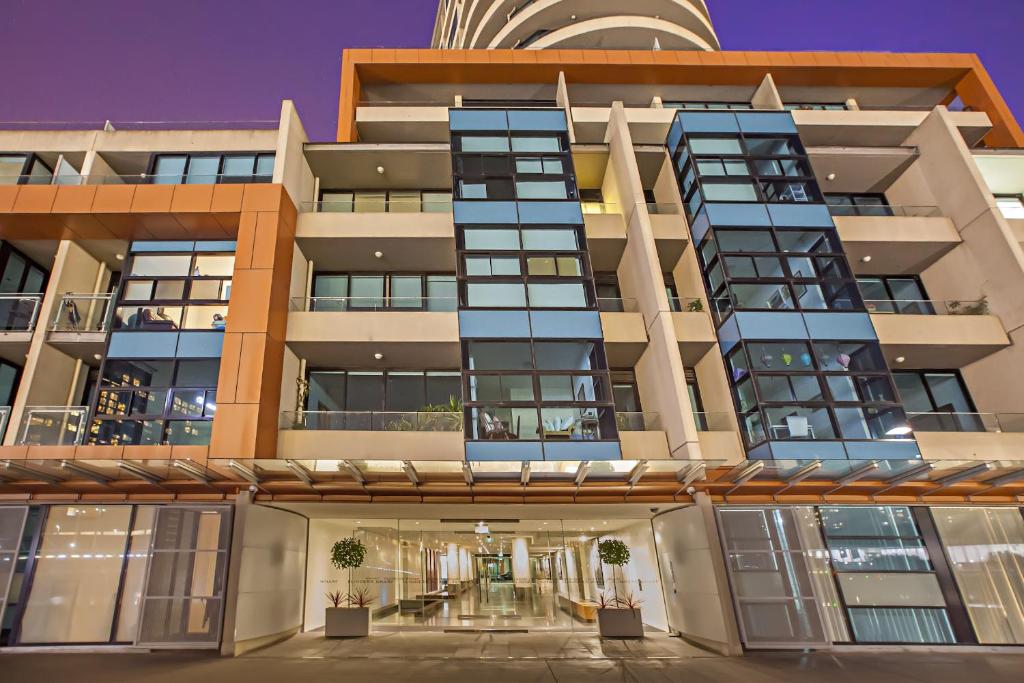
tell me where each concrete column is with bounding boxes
[446,543,460,583]
[751,73,784,110]
[604,103,704,458]
[511,537,530,588]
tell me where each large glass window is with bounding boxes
[895,371,981,432]
[18,506,133,643]
[932,507,1024,644]
[819,506,955,644]
[149,153,274,184]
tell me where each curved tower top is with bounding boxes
[431,0,720,51]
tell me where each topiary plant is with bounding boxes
[598,539,631,603]
[331,537,367,570]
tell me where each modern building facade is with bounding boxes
[2,0,1024,658]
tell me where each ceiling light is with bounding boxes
[92,353,102,360]
[861,255,872,263]
[373,352,384,360]
[374,251,383,259]
[114,253,124,261]
[894,356,905,363]
[826,173,837,181]
[886,425,913,436]
[376,166,385,175]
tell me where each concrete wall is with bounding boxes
[231,505,307,654]
[652,499,742,655]
[598,519,668,632]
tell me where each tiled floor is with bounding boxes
[3,632,1023,682]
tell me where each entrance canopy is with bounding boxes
[1,457,1023,503]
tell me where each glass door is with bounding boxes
[0,507,27,628]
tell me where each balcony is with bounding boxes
[832,206,960,274]
[16,406,89,446]
[870,301,1010,367]
[792,108,992,147]
[615,412,670,460]
[286,297,460,367]
[0,294,42,360]
[646,203,689,270]
[598,300,648,366]
[910,411,1024,461]
[693,411,745,465]
[295,209,455,272]
[582,205,626,270]
[46,293,113,360]
[670,298,717,364]
[278,410,464,460]
[354,103,451,143]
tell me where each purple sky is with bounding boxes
[0,0,1020,141]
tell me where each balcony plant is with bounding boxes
[685,299,704,313]
[326,537,371,637]
[419,395,464,432]
[596,539,644,638]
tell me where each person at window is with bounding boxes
[211,313,226,330]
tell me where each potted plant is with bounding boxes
[596,539,645,638]
[326,537,371,637]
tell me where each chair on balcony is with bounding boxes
[479,411,515,440]
[771,415,815,440]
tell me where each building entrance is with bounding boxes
[301,514,668,633]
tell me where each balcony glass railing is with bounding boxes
[597,298,639,313]
[581,202,620,215]
[291,297,458,312]
[85,173,272,185]
[281,411,463,432]
[0,406,9,440]
[827,203,941,218]
[908,412,1024,433]
[0,294,42,332]
[669,297,706,313]
[615,412,661,431]
[51,293,114,332]
[692,411,735,432]
[17,406,89,446]
[302,199,453,214]
[645,202,682,215]
[864,299,989,315]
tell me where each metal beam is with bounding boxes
[60,460,113,485]
[921,462,993,495]
[402,461,421,486]
[822,460,880,495]
[227,460,261,485]
[172,460,213,484]
[874,462,934,495]
[462,462,474,485]
[724,461,765,495]
[674,462,706,496]
[340,460,366,485]
[520,462,531,486]
[574,461,591,487]
[973,466,1024,493]
[627,460,650,487]
[285,460,316,486]
[2,461,64,485]
[117,461,163,485]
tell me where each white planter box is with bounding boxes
[325,607,371,637]
[597,608,644,638]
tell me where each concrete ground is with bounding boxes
[2,631,1023,682]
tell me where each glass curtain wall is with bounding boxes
[666,110,915,462]
[932,507,1024,644]
[451,108,619,460]
[304,517,664,633]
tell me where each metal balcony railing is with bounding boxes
[597,298,639,313]
[281,411,464,432]
[908,412,1024,433]
[827,204,941,218]
[51,293,114,332]
[669,297,706,313]
[0,295,42,332]
[290,297,458,312]
[302,199,453,214]
[17,406,89,446]
[615,412,661,431]
[864,299,990,315]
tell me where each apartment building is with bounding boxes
[2,0,1024,658]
